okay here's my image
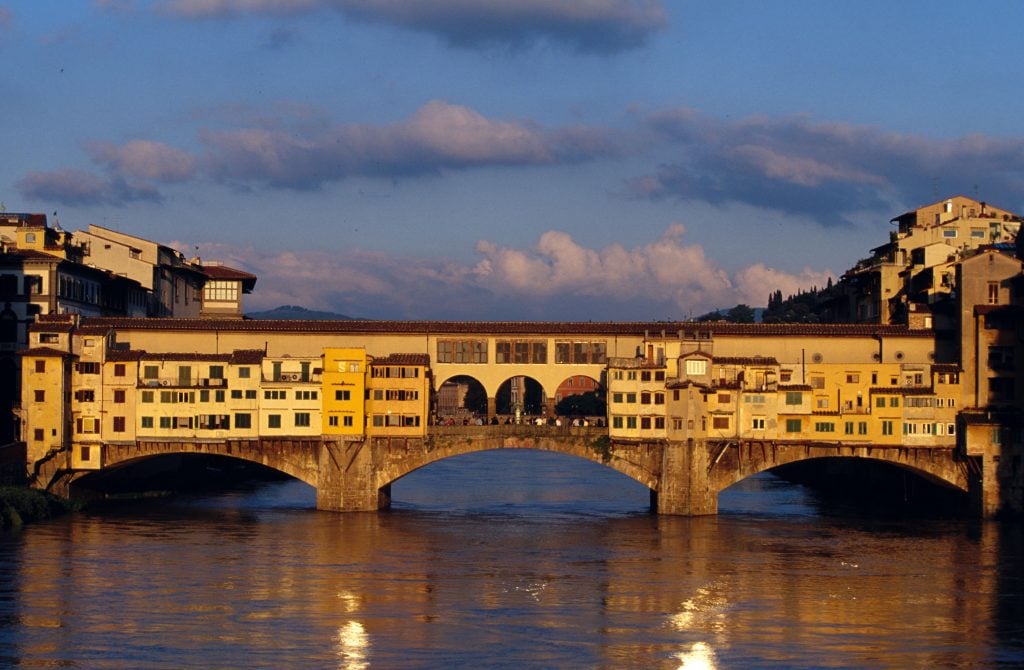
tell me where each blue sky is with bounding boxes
[3,1,1023,319]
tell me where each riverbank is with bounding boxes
[0,487,76,529]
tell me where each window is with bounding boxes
[295,412,311,427]
[203,280,239,302]
[231,390,243,399]
[143,365,158,379]
[882,420,894,436]
[159,417,171,429]
[641,417,651,430]
[554,340,607,365]
[78,362,99,374]
[141,390,154,403]
[296,390,318,401]
[655,417,665,429]
[613,416,623,429]
[785,391,802,405]
[329,416,339,427]
[626,417,637,429]
[943,229,957,238]
[717,393,731,403]
[335,389,351,401]
[810,376,825,389]
[209,365,224,379]
[268,415,281,429]
[685,359,707,376]
[844,421,854,435]
[34,390,45,402]
[752,417,765,430]
[200,389,210,402]
[343,416,354,427]
[712,416,729,430]
[437,339,488,363]
[113,390,126,404]
[34,360,46,373]
[890,397,899,408]
[785,418,801,433]
[875,396,885,408]
[245,390,256,399]
[858,422,868,435]
[113,363,126,377]
[640,392,651,405]
[654,392,664,405]
[33,428,44,441]
[238,367,251,379]
[988,282,999,305]
[814,422,835,433]
[845,373,859,383]
[235,413,252,429]
[113,416,126,433]
[495,340,547,364]
[140,417,154,429]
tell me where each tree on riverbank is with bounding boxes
[0,487,76,529]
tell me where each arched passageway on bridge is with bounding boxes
[495,375,546,420]
[553,374,605,418]
[68,453,304,502]
[721,457,969,516]
[435,375,488,424]
[388,449,651,515]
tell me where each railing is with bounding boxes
[429,424,607,439]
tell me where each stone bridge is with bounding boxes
[50,425,972,515]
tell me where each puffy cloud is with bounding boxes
[86,139,197,182]
[201,99,615,188]
[190,225,830,320]
[628,108,1024,224]
[155,0,668,53]
[16,169,161,206]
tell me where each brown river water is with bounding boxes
[2,449,1023,669]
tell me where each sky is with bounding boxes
[3,1,1023,320]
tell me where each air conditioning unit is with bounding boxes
[160,380,170,386]
[281,373,301,382]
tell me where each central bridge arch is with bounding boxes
[371,426,664,495]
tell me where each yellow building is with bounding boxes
[322,348,367,437]
[366,354,431,437]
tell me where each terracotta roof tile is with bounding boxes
[78,317,935,338]
[371,353,430,367]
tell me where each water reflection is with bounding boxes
[1,451,1022,668]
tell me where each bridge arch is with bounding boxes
[494,375,546,418]
[435,374,489,422]
[705,441,968,499]
[553,374,605,417]
[372,428,663,496]
[90,439,322,489]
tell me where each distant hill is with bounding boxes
[246,305,355,321]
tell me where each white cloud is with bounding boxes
[185,225,832,320]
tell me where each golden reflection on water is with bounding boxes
[0,478,1018,668]
[674,641,717,670]
[335,620,369,670]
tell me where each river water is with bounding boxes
[2,450,1023,669]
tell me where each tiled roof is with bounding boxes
[201,264,257,281]
[230,349,265,364]
[78,317,936,338]
[714,356,780,366]
[106,350,146,361]
[869,386,935,395]
[931,363,961,373]
[20,346,72,357]
[778,384,812,391]
[371,353,431,366]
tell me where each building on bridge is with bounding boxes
[13,196,1024,518]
